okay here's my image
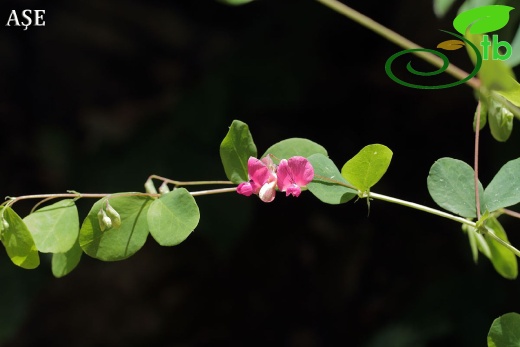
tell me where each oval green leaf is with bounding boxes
[23,199,79,253]
[0,207,39,269]
[147,188,200,246]
[427,157,484,218]
[262,138,327,161]
[484,157,520,212]
[484,217,517,280]
[220,119,257,184]
[79,194,153,261]
[488,312,520,347]
[52,237,83,278]
[341,144,393,192]
[453,5,514,35]
[307,153,357,204]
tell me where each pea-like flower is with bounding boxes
[276,156,314,197]
[237,156,277,202]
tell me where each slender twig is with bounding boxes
[315,0,481,90]
[500,209,520,219]
[474,100,482,219]
[148,174,234,187]
[368,191,476,227]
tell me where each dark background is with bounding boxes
[1,0,520,346]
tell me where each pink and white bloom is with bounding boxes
[276,156,314,197]
[237,156,278,202]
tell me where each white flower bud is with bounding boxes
[105,202,121,229]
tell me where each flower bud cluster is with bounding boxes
[237,155,314,203]
[97,201,121,231]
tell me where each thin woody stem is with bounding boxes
[148,174,234,186]
[474,100,482,220]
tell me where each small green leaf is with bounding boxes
[484,217,517,280]
[79,194,153,261]
[0,207,39,269]
[220,120,257,184]
[427,158,484,218]
[52,237,83,278]
[484,157,520,212]
[307,153,357,204]
[462,224,490,263]
[488,312,520,347]
[341,144,393,192]
[262,138,327,161]
[453,5,514,35]
[23,199,79,253]
[147,188,200,246]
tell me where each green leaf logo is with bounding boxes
[453,5,514,35]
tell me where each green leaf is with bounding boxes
[488,312,520,347]
[262,138,327,161]
[454,5,514,35]
[147,189,200,246]
[220,120,257,184]
[484,217,517,279]
[23,199,79,253]
[488,98,514,142]
[307,153,357,204]
[52,237,83,278]
[484,157,520,212]
[0,207,39,269]
[433,0,458,18]
[79,194,153,261]
[427,158,484,218]
[341,144,393,192]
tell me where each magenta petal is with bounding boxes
[276,159,292,192]
[237,182,254,196]
[247,157,270,188]
[286,184,301,197]
[287,156,314,186]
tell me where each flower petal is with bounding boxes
[287,156,314,186]
[258,181,277,202]
[276,159,292,193]
[237,182,254,196]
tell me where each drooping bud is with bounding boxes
[105,202,121,229]
[97,208,112,231]
[159,182,171,195]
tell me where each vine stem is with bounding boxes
[368,191,476,227]
[474,99,482,219]
[148,175,234,186]
[315,0,481,90]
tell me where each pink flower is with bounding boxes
[237,156,277,202]
[276,156,314,197]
